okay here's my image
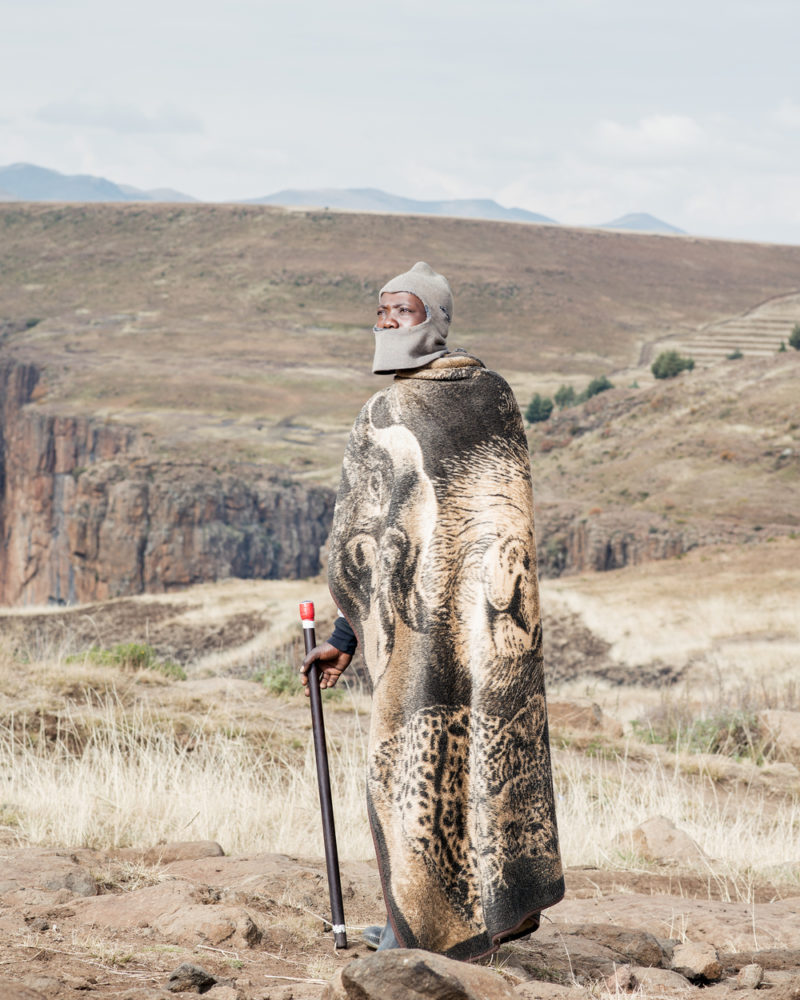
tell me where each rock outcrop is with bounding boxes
[616,816,708,865]
[325,950,519,1000]
[536,505,697,575]
[165,963,218,994]
[671,942,724,984]
[533,503,764,577]
[0,359,335,605]
[1,350,784,604]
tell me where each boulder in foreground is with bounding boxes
[325,948,518,1000]
[737,964,764,989]
[670,941,723,983]
[166,962,217,992]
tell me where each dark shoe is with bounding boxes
[377,921,399,950]
[362,924,383,950]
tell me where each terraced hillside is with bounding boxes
[648,290,800,365]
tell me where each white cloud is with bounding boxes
[398,163,493,202]
[496,157,684,229]
[35,100,203,135]
[684,172,800,231]
[592,114,706,162]
[769,100,800,130]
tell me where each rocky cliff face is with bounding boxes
[533,504,756,577]
[0,360,335,606]
[535,506,696,576]
[2,357,755,607]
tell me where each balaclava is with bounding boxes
[372,261,453,374]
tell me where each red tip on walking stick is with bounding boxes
[299,600,315,622]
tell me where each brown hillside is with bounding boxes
[530,353,800,574]
[2,202,800,474]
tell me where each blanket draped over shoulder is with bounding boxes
[328,353,564,961]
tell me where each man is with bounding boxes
[301,262,564,961]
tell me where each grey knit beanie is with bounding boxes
[372,262,453,374]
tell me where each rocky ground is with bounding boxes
[1,812,799,999]
[1,679,798,1000]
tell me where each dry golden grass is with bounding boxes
[555,749,800,889]
[542,538,800,727]
[1,547,798,897]
[0,632,374,857]
[1,670,796,893]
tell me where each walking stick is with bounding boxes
[299,600,348,950]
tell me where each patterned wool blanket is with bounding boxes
[328,353,564,960]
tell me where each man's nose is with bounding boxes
[378,312,398,329]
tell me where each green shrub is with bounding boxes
[71,643,186,680]
[631,706,766,762]
[583,374,614,399]
[258,660,304,696]
[257,659,344,700]
[651,350,695,379]
[525,394,554,423]
[726,348,743,360]
[553,384,577,409]
[789,323,800,351]
[779,340,787,352]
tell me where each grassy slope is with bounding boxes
[529,352,800,532]
[3,203,800,483]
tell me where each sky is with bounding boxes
[3,0,800,243]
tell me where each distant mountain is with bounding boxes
[247,187,557,224]
[0,164,195,203]
[598,212,685,235]
[0,163,138,202]
[118,184,198,203]
[0,164,687,234]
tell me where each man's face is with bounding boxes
[376,292,427,329]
